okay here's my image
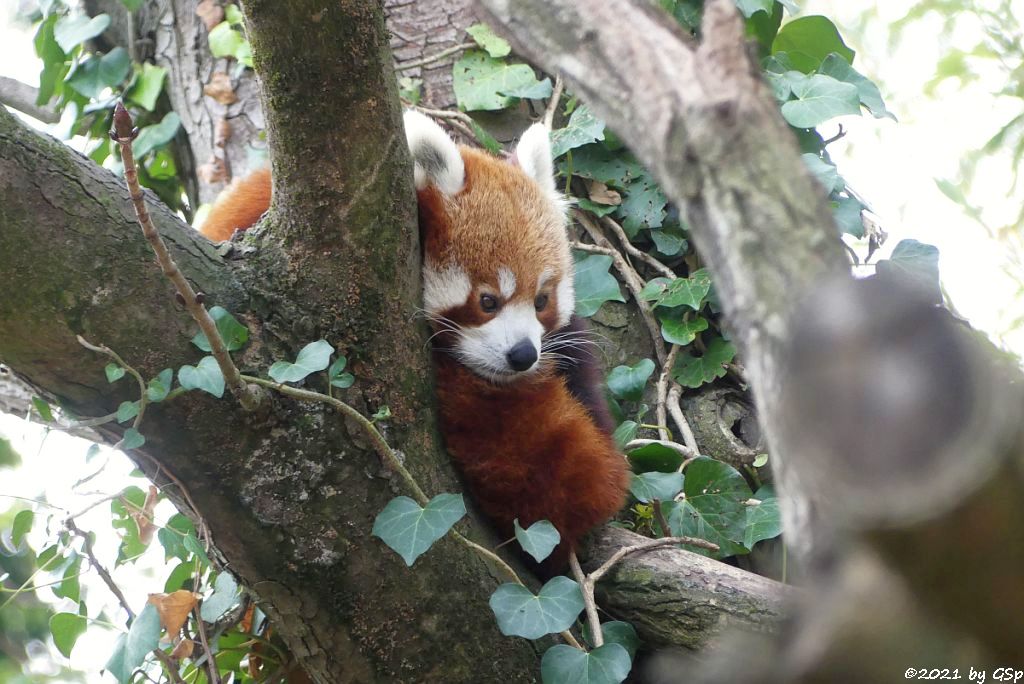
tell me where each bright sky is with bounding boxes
[1,1,1022,680]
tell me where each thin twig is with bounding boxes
[589,536,719,584]
[194,605,220,684]
[395,42,475,72]
[652,500,671,538]
[569,550,602,648]
[599,215,676,279]
[76,336,149,445]
[623,439,694,459]
[655,344,680,440]
[543,74,564,129]
[110,102,264,412]
[668,382,700,457]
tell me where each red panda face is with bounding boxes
[405,111,575,382]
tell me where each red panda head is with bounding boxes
[404,110,574,382]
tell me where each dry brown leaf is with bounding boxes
[148,590,199,637]
[204,72,238,105]
[170,638,195,660]
[133,485,158,545]
[195,0,224,31]
[587,180,622,206]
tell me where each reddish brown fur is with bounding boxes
[423,146,629,566]
[199,166,272,241]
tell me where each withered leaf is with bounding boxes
[587,180,622,206]
[195,0,224,31]
[170,638,195,660]
[204,72,238,105]
[148,590,199,637]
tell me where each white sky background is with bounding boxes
[1,0,1023,680]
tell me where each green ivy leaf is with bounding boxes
[616,174,667,237]
[67,46,130,98]
[489,576,584,639]
[163,561,193,593]
[499,77,553,100]
[562,145,644,188]
[659,315,708,346]
[671,337,736,388]
[268,340,334,383]
[629,471,684,503]
[781,74,860,129]
[541,643,631,684]
[328,356,355,389]
[132,111,181,158]
[573,253,625,317]
[736,0,773,17]
[200,571,239,622]
[53,555,82,603]
[453,51,547,111]
[120,0,145,11]
[832,196,864,237]
[371,405,392,422]
[145,368,173,403]
[116,400,140,424]
[466,23,511,58]
[31,396,55,422]
[582,621,641,660]
[626,443,685,473]
[818,53,895,120]
[550,104,606,159]
[12,509,34,547]
[606,359,655,402]
[183,532,211,568]
[208,22,244,60]
[648,229,687,256]
[876,239,941,303]
[54,14,112,53]
[121,428,145,449]
[612,420,639,450]
[105,363,126,383]
[372,494,466,566]
[50,610,88,658]
[639,269,712,310]
[801,153,843,193]
[665,457,752,558]
[105,603,160,683]
[157,513,194,563]
[514,519,561,563]
[772,15,855,72]
[35,14,68,106]
[744,485,783,548]
[178,356,225,398]
[191,306,249,352]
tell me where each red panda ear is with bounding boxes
[515,123,557,197]
[403,110,465,196]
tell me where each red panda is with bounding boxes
[199,112,629,568]
[406,111,629,567]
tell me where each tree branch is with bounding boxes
[0,76,60,124]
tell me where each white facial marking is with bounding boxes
[457,302,544,379]
[403,110,465,196]
[555,273,574,327]
[498,267,517,299]
[537,268,554,292]
[422,260,471,314]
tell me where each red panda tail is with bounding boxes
[199,166,272,242]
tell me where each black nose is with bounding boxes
[506,339,538,372]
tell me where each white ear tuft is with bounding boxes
[403,110,465,196]
[515,123,557,196]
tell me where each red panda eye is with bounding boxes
[480,294,499,313]
[534,293,549,311]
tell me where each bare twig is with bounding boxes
[589,535,719,584]
[0,76,59,124]
[655,344,681,440]
[543,74,564,129]
[194,604,220,684]
[652,500,672,537]
[109,102,264,412]
[395,42,475,72]
[600,216,676,279]
[668,382,700,457]
[569,550,602,648]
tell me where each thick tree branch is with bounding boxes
[0,77,60,124]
